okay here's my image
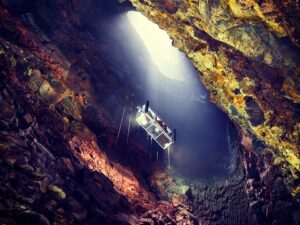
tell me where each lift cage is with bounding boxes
[136,101,176,149]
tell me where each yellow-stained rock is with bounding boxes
[131,0,300,195]
[48,184,66,200]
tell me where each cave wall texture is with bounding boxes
[0,0,300,224]
[0,1,158,224]
[130,0,300,195]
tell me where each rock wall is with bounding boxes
[130,0,300,198]
[0,43,129,224]
[1,0,300,224]
[0,1,159,224]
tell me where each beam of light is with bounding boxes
[127,11,191,82]
[122,11,230,180]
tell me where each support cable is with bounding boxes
[126,99,134,144]
[114,93,129,151]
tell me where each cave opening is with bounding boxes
[106,11,233,182]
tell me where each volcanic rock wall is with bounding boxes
[0,1,161,224]
[130,0,300,197]
[1,0,300,224]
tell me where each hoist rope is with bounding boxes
[167,146,171,169]
[126,99,134,144]
[114,92,129,151]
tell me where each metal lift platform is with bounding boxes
[136,101,176,149]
